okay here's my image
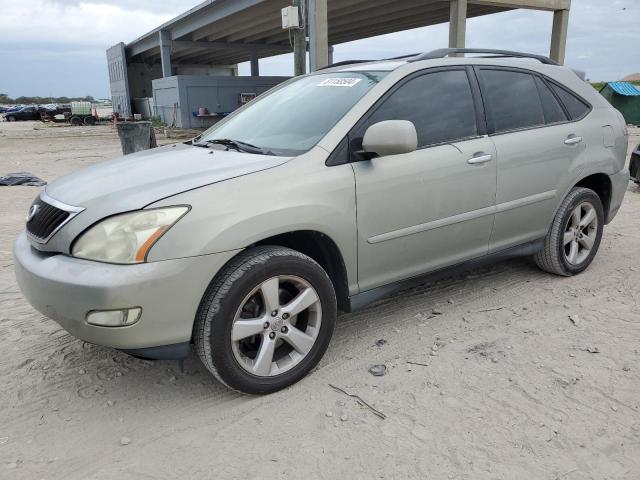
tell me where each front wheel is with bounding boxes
[194,246,337,394]
[534,187,604,276]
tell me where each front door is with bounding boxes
[350,68,498,291]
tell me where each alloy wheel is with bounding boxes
[563,201,598,265]
[231,275,322,377]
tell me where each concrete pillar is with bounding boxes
[309,0,329,71]
[250,51,260,76]
[550,9,569,64]
[159,30,172,77]
[449,0,467,54]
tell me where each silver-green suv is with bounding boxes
[14,49,630,393]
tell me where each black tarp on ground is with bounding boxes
[0,172,46,186]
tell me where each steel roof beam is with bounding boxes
[469,0,570,11]
[191,0,289,42]
[171,47,287,65]
[171,0,266,40]
[173,40,290,52]
[129,36,160,57]
[328,5,502,45]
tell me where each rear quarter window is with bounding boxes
[549,83,591,120]
[535,77,567,124]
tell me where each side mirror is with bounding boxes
[362,120,418,158]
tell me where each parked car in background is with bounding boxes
[2,104,74,122]
[2,105,24,114]
[3,106,41,121]
[14,49,630,394]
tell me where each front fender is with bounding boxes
[146,149,358,289]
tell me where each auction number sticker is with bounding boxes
[317,78,362,87]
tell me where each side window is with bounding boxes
[362,69,478,147]
[549,83,590,120]
[479,69,545,133]
[535,77,567,124]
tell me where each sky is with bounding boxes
[0,0,638,99]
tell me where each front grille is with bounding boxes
[26,198,71,241]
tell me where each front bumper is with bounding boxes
[606,168,630,224]
[14,232,240,351]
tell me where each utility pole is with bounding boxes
[292,0,306,76]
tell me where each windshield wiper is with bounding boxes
[202,138,267,155]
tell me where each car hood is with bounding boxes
[46,143,291,210]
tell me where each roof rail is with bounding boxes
[409,48,559,66]
[386,53,421,60]
[319,53,421,71]
[319,60,371,70]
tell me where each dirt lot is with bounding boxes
[1,120,639,480]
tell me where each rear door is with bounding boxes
[350,67,497,291]
[476,67,588,252]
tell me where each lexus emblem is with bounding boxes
[26,204,39,223]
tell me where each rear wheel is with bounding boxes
[194,246,337,394]
[69,116,83,126]
[534,187,603,276]
[6,116,16,122]
[83,116,96,126]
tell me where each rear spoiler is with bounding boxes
[572,69,587,81]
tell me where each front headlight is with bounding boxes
[72,206,189,264]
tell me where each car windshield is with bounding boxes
[198,71,388,156]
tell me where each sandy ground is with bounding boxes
[1,120,640,480]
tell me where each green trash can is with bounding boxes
[116,121,158,155]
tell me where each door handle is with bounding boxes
[468,153,493,165]
[564,135,583,145]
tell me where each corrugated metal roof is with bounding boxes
[608,82,640,97]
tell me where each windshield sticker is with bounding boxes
[317,78,362,87]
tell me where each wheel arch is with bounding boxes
[545,172,613,235]
[250,230,351,312]
[574,173,612,223]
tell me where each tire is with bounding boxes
[69,116,83,126]
[7,116,16,122]
[194,246,337,394]
[534,187,604,276]
[83,116,96,126]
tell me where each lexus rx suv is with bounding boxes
[14,49,629,394]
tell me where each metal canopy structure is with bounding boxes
[107,0,571,122]
[124,0,571,75]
